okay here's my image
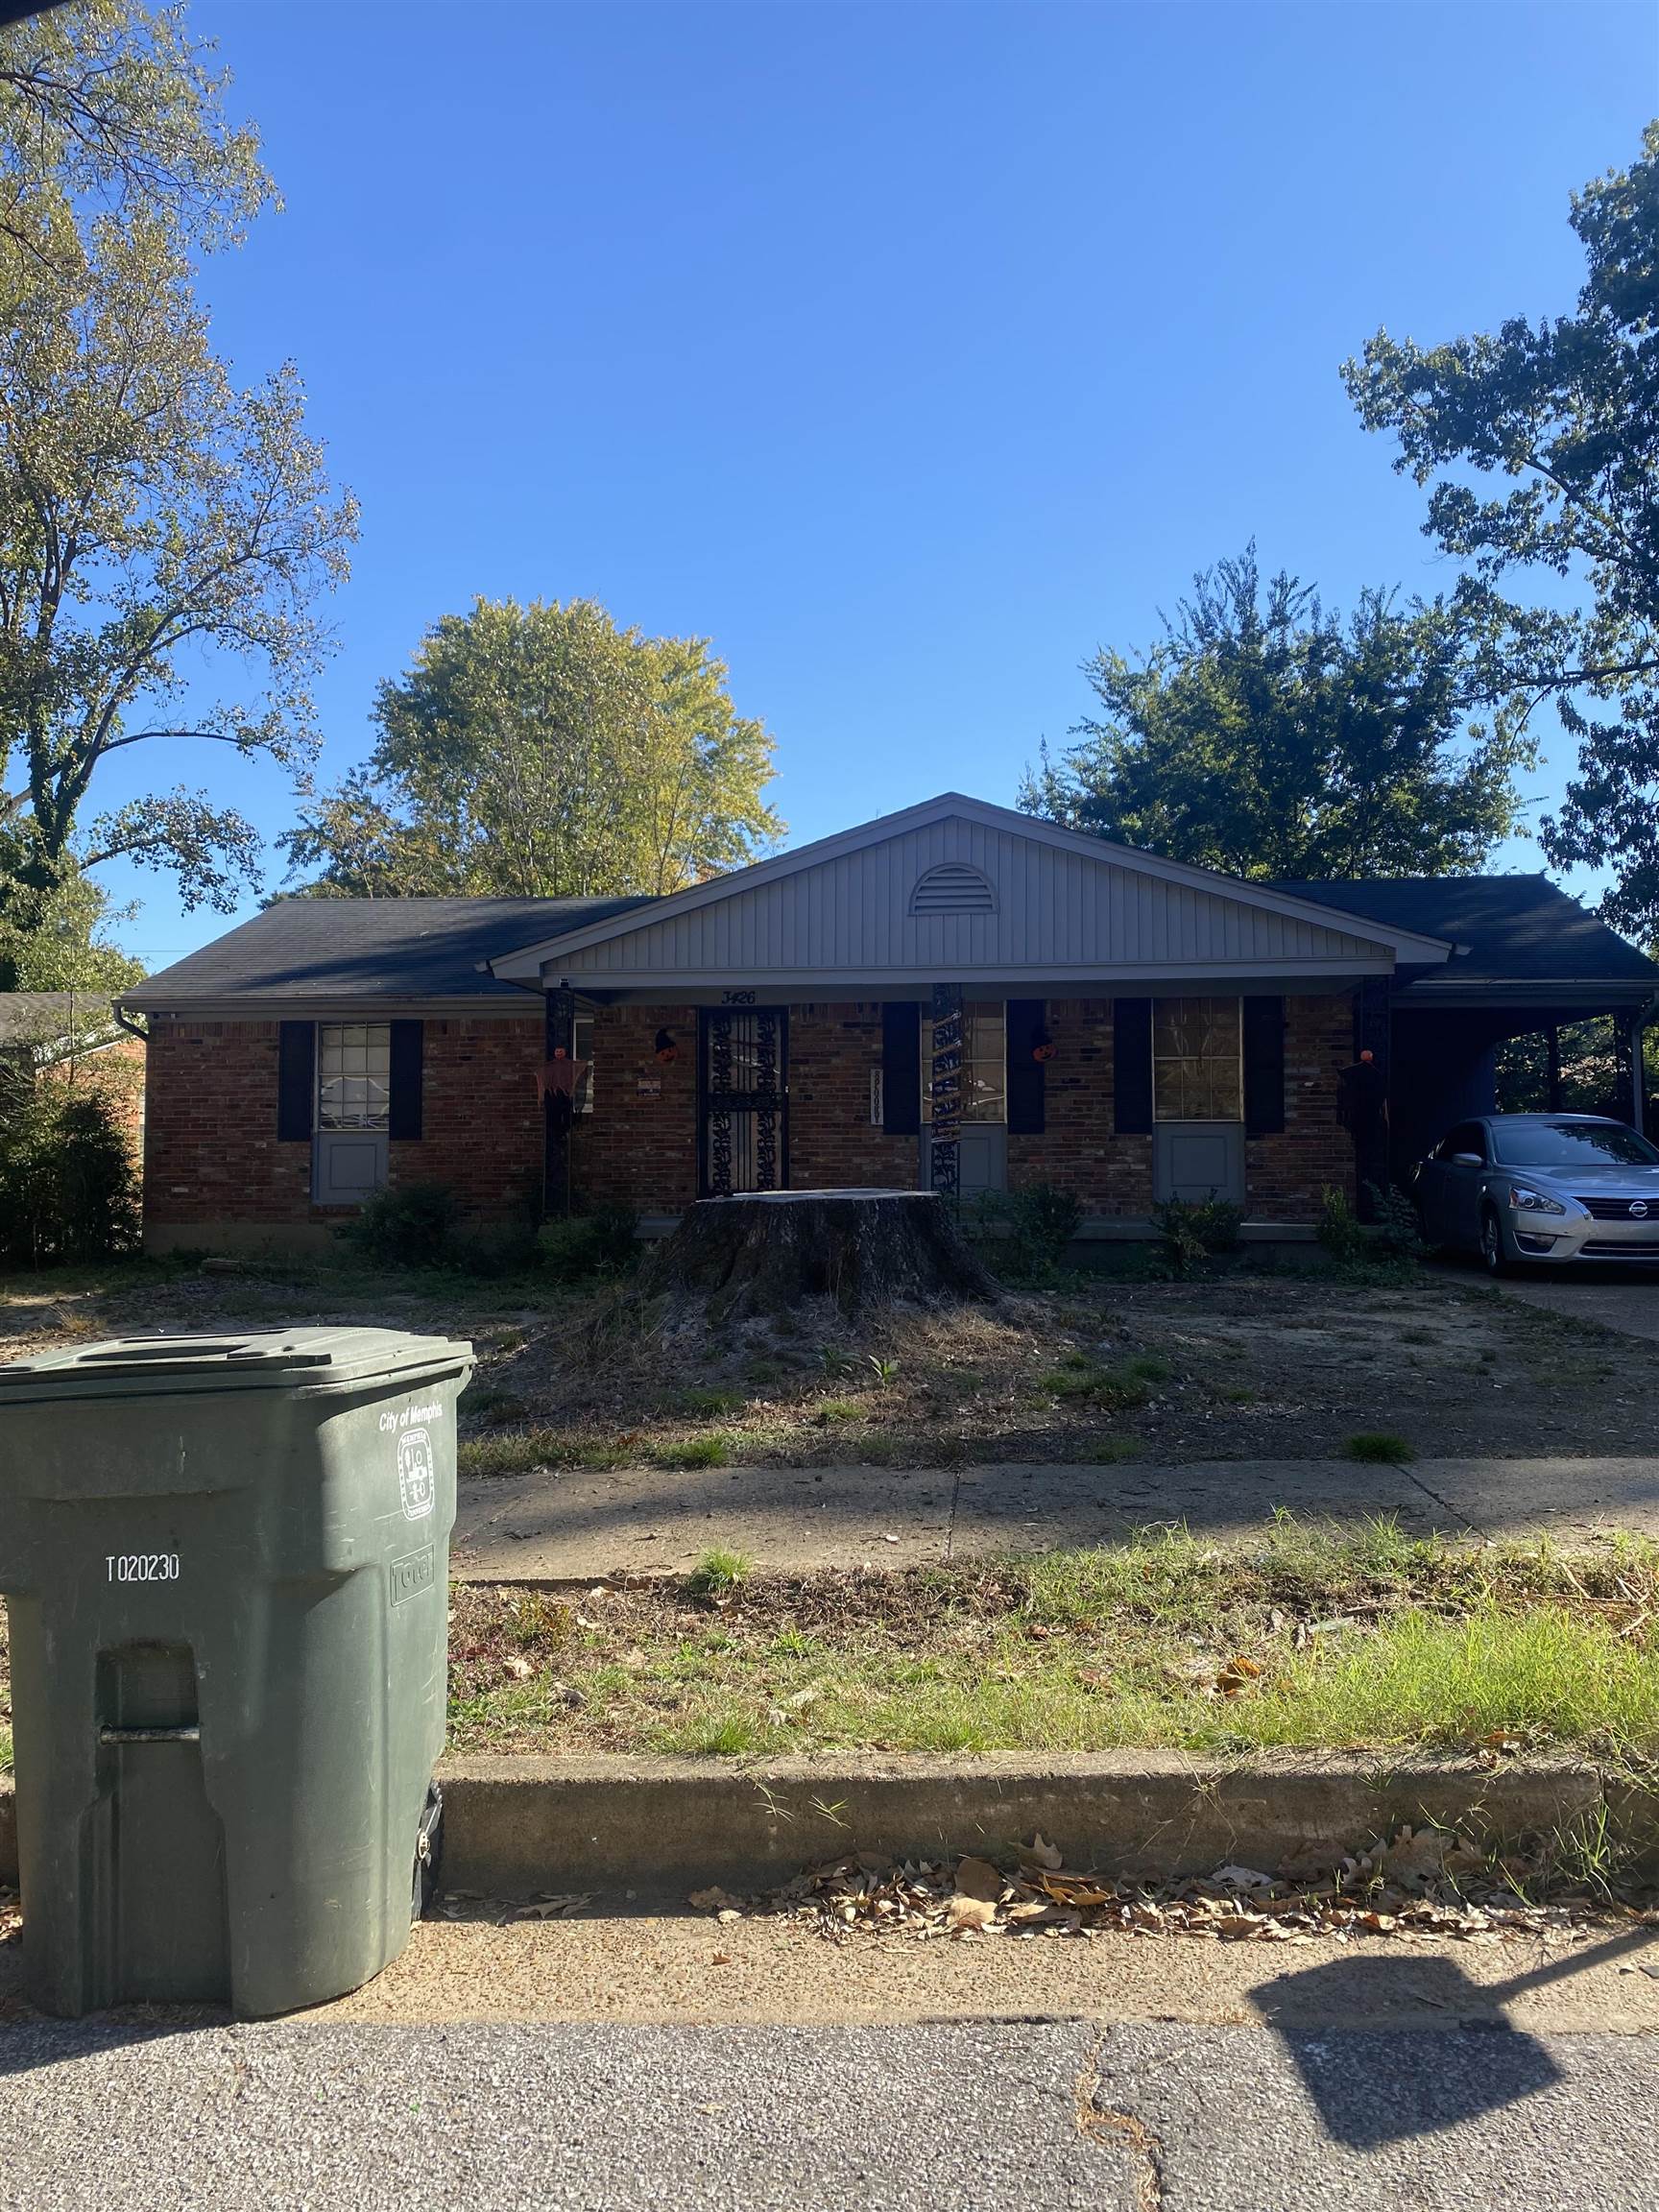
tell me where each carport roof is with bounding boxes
[1273,875,1659,992]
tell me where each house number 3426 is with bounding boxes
[720,990,757,1005]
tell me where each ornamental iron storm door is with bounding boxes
[699,1008,788,1196]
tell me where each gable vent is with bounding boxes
[909,861,997,917]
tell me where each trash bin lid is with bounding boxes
[0,1326,473,1402]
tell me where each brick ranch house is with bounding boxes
[119,794,1659,1255]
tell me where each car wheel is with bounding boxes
[1479,1206,1508,1276]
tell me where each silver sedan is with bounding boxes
[1412,1113,1659,1271]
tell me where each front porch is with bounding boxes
[556,989,1359,1232]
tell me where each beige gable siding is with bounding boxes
[555,818,1385,979]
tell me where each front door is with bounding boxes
[699,1008,788,1196]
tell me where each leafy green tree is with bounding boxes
[1344,126,1659,936]
[1022,549,1531,878]
[283,597,782,899]
[0,0,267,295]
[0,866,141,993]
[0,2,355,921]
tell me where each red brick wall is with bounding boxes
[1245,991,1356,1216]
[577,1003,700,1212]
[42,1034,146,1166]
[143,1013,544,1234]
[787,1004,918,1190]
[1007,998,1154,1214]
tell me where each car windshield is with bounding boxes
[1491,1120,1659,1168]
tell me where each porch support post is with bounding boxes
[1354,975,1391,1221]
[1629,1007,1647,1139]
[543,981,575,1219]
[1547,1024,1562,1114]
[928,983,964,1204]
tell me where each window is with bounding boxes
[921,1003,1006,1124]
[1153,998,1241,1122]
[317,1022,391,1130]
[1438,1122,1487,1164]
[1492,1118,1658,1166]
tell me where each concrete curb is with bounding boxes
[431,1751,1607,1897]
[0,1755,1636,1900]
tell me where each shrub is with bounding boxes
[1365,1182,1428,1263]
[338,1180,462,1268]
[537,1205,638,1281]
[1151,1196,1242,1276]
[969,1182,1083,1283]
[1315,1185,1367,1264]
[0,1083,139,1265]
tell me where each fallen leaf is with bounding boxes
[948,1895,998,1930]
[504,1655,536,1681]
[1023,1832,1064,1870]
[954,1856,1004,1905]
[688,1886,741,1912]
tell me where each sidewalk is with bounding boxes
[451,1452,1659,1581]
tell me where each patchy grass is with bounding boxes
[445,1517,1659,1771]
[651,1433,733,1470]
[1346,1432,1417,1465]
[686,1546,755,1599]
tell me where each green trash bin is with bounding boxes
[0,1325,473,2018]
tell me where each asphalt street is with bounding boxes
[1,2014,1656,2211]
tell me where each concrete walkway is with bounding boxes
[451,1452,1659,1580]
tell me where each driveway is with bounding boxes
[1497,1270,1659,1346]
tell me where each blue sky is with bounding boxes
[105,0,1658,967]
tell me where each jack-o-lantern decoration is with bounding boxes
[1031,1029,1057,1064]
[654,1028,680,1066]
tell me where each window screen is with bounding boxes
[317,1022,392,1131]
[1153,998,1242,1122]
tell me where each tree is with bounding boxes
[283,596,782,899]
[0,0,267,298]
[0,3,355,920]
[0,865,141,993]
[1344,126,1659,937]
[1021,549,1531,879]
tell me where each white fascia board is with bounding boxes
[485,790,1455,978]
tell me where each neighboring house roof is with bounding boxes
[0,991,127,1053]
[1274,876,1659,996]
[122,896,654,1013]
[487,794,1456,989]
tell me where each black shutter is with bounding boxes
[1113,998,1153,1135]
[881,1001,922,1136]
[1005,998,1046,1136]
[389,1019,423,1141]
[276,1021,315,1142]
[1243,996,1286,1137]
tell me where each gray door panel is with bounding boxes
[1154,1122,1245,1207]
[918,1125,1008,1200]
[313,1129,388,1205]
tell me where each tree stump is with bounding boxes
[637,1189,999,1321]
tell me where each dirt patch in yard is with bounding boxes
[465,1264,1659,1469]
[1,1255,1653,1469]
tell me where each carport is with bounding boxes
[1275,874,1659,1186]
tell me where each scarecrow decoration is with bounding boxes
[536,1045,590,1131]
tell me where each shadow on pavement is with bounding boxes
[1251,1923,1659,2148]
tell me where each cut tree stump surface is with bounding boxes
[637,1190,999,1318]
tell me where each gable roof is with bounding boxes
[1274,876,1659,992]
[123,895,653,1013]
[488,793,1455,985]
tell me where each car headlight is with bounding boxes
[1508,1185,1567,1215]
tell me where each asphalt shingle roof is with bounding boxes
[122,896,655,1009]
[1272,875,1659,986]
